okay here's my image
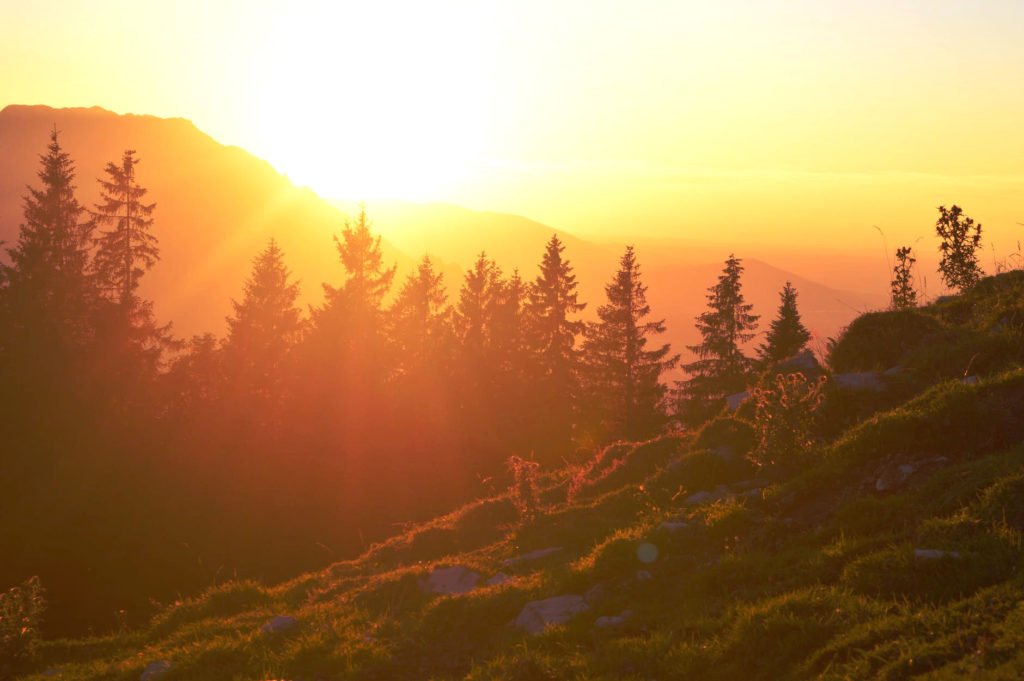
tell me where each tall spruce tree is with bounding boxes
[678,254,759,425]
[757,281,811,365]
[92,150,158,307]
[390,255,452,377]
[525,234,586,457]
[890,246,917,310]
[455,252,502,365]
[312,208,396,366]
[223,239,304,404]
[1,129,95,347]
[582,246,678,442]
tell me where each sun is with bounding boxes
[247,1,495,202]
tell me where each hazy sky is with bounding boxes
[2,0,1023,253]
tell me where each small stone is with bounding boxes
[140,660,172,681]
[260,615,298,636]
[422,565,481,595]
[515,595,589,634]
[725,391,750,411]
[659,520,689,532]
[486,572,511,586]
[962,375,980,385]
[914,548,961,560]
[595,609,634,628]
[635,569,653,581]
[502,546,563,566]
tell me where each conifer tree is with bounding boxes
[525,234,586,456]
[678,254,759,425]
[757,281,811,365]
[223,239,304,403]
[308,209,396,403]
[491,269,530,378]
[582,246,678,442]
[890,246,917,310]
[92,150,157,308]
[0,129,95,346]
[390,255,452,376]
[455,252,502,363]
[935,204,983,292]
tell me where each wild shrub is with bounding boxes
[750,373,827,472]
[1,576,45,666]
[507,456,541,520]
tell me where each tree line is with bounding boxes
[14,129,979,634]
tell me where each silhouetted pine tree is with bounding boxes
[310,208,396,389]
[92,150,157,307]
[525,234,586,458]
[582,246,678,442]
[890,246,917,310]
[90,150,173,387]
[390,255,452,378]
[757,281,811,365]
[455,252,502,368]
[0,129,97,418]
[223,239,304,407]
[0,128,95,348]
[678,254,758,425]
[935,204,983,292]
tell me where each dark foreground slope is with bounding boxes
[12,280,1024,680]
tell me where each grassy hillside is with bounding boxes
[12,273,1024,680]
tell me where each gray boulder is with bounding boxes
[260,615,298,636]
[422,565,481,595]
[140,661,172,681]
[515,595,589,634]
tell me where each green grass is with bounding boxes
[15,275,1024,679]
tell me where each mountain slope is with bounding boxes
[13,272,1024,680]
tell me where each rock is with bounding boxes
[140,661,172,681]
[914,548,961,560]
[833,372,885,392]
[635,569,653,581]
[962,375,980,385]
[777,350,822,374]
[260,615,298,636]
[731,479,767,492]
[659,520,689,532]
[725,390,750,411]
[422,565,481,595]
[486,572,511,586]
[883,365,904,377]
[595,609,634,628]
[515,595,589,634]
[502,546,563,566]
[875,462,920,492]
[684,487,728,506]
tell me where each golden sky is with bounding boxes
[2,0,1023,254]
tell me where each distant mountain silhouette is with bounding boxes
[0,105,416,337]
[343,200,884,360]
[0,105,884,353]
